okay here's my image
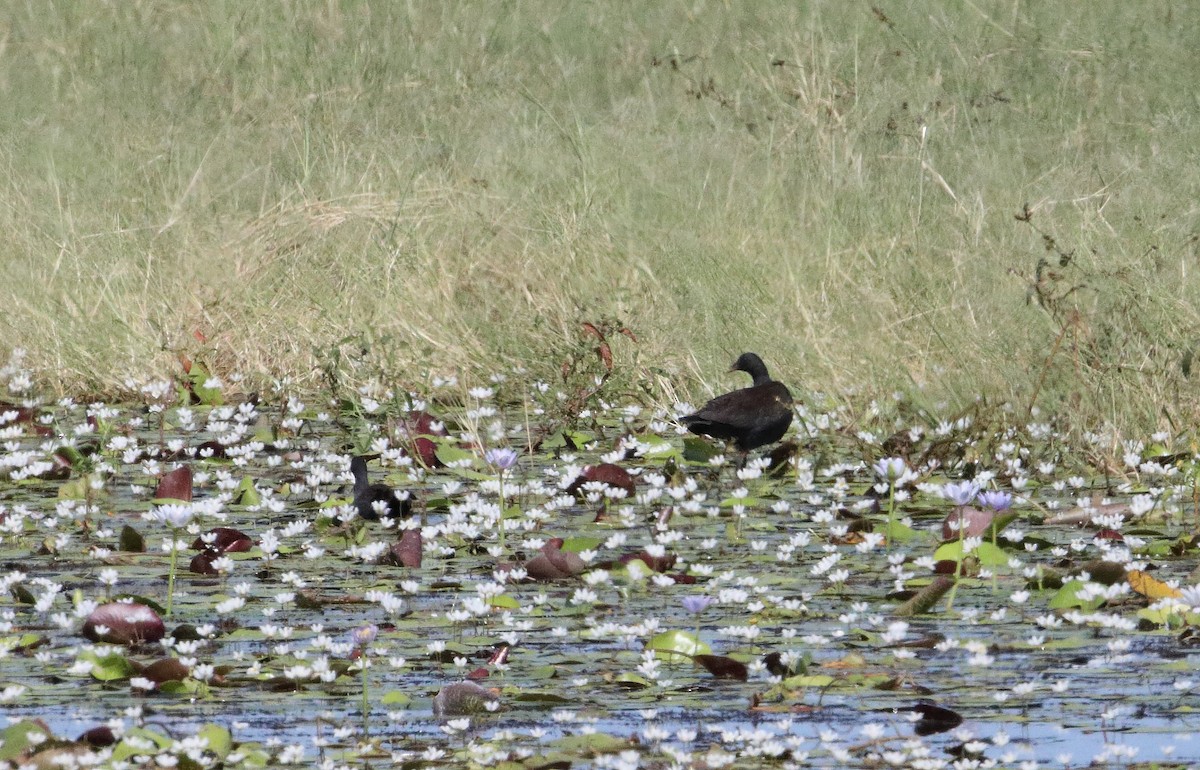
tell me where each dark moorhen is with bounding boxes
[681,353,793,452]
[350,456,410,521]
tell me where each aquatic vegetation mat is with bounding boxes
[1,360,1199,769]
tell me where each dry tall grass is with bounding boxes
[1,3,1197,431]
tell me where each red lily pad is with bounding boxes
[525,538,587,580]
[941,506,993,540]
[154,465,193,502]
[407,411,448,468]
[190,527,253,554]
[82,603,165,645]
[189,550,222,575]
[388,529,423,568]
[567,463,636,497]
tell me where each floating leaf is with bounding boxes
[0,720,51,762]
[550,732,628,754]
[646,630,710,659]
[58,475,98,499]
[197,724,232,759]
[434,444,477,469]
[79,648,136,681]
[154,465,193,503]
[191,527,253,554]
[618,549,676,573]
[930,539,1005,567]
[682,436,722,463]
[232,476,260,506]
[189,550,220,575]
[525,538,587,580]
[381,691,412,707]
[82,602,165,645]
[513,691,572,704]
[1128,569,1182,600]
[973,542,1009,567]
[118,525,145,553]
[109,726,174,764]
[184,361,224,406]
[567,463,636,497]
[560,536,604,553]
[781,673,836,688]
[1049,579,1105,611]
[388,529,422,568]
[941,506,993,540]
[560,430,595,451]
[400,411,448,468]
[611,672,654,689]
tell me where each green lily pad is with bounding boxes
[646,630,710,659]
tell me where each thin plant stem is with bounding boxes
[497,471,506,551]
[166,531,178,617]
[886,483,896,549]
[360,656,370,737]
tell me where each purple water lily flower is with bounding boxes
[682,595,713,614]
[873,457,908,482]
[942,480,980,507]
[351,624,378,649]
[485,447,519,471]
[977,490,1013,512]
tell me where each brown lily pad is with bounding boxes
[525,538,587,580]
[189,550,220,575]
[191,527,253,554]
[154,465,193,502]
[118,525,146,553]
[386,529,423,568]
[567,463,636,497]
[941,506,993,541]
[407,411,448,468]
[82,602,165,645]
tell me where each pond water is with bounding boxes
[0,383,1197,768]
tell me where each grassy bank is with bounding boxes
[1,2,1197,431]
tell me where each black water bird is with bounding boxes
[350,456,410,521]
[681,353,793,452]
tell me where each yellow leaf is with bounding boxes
[1128,569,1182,600]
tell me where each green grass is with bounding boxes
[1,2,1198,430]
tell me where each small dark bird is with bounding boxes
[681,353,793,452]
[350,456,410,521]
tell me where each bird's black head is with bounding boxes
[730,352,771,386]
